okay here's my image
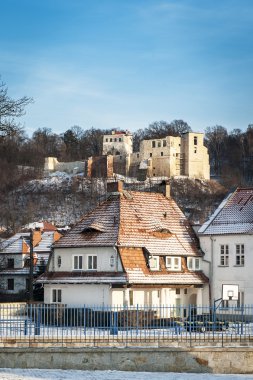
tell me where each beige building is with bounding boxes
[138,132,210,179]
[44,130,210,180]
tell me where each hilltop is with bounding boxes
[0,172,227,235]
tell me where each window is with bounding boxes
[88,255,97,270]
[184,289,188,295]
[194,147,197,154]
[137,153,139,158]
[73,255,83,270]
[194,136,198,145]
[176,288,180,295]
[114,138,117,142]
[110,138,112,142]
[52,289,62,303]
[220,245,229,266]
[105,138,108,142]
[149,256,159,271]
[57,256,62,268]
[7,279,14,290]
[150,153,152,157]
[119,138,122,142]
[7,258,14,268]
[152,141,156,148]
[163,140,166,147]
[161,152,163,156]
[187,257,201,271]
[236,244,244,266]
[166,257,181,271]
[158,141,161,148]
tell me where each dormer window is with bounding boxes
[187,257,201,271]
[149,256,159,271]
[166,257,181,271]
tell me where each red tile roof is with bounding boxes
[55,191,200,258]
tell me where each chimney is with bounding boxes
[107,180,124,195]
[165,182,170,198]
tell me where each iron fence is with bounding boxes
[0,303,253,347]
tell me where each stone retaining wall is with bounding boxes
[0,347,253,374]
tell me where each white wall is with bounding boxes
[50,246,123,273]
[199,234,253,304]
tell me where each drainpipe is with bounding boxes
[29,230,34,303]
[210,236,215,305]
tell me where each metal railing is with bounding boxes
[0,303,253,347]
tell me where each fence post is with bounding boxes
[136,304,139,336]
[34,305,41,335]
[83,304,86,335]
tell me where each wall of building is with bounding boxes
[51,247,122,273]
[103,131,133,156]
[44,157,85,174]
[1,347,253,373]
[199,234,253,304]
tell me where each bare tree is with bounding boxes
[0,79,33,138]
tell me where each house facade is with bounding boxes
[0,224,61,299]
[198,188,253,306]
[38,182,209,312]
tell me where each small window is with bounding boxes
[152,141,156,148]
[114,138,117,142]
[149,256,159,271]
[161,152,163,156]
[176,289,180,295]
[137,153,139,158]
[194,147,197,154]
[163,140,166,147]
[158,141,161,148]
[105,138,108,142]
[52,289,62,303]
[57,256,62,268]
[110,138,113,142]
[7,259,14,268]
[73,255,83,270]
[88,255,97,270]
[220,245,229,266]
[184,289,188,295]
[236,244,244,266]
[166,257,181,271]
[7,278,14,290]
[187,257,201,271]
[194,136,198,145]
[119,138,122,142]
[150,153,152,157]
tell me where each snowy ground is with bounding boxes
[0,369,252,380]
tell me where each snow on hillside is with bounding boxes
[0,172,228,232]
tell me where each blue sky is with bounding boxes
[1,0,253,136]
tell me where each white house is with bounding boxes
[198,187,253,306]
[0,224,62,300]
[38,182,209,312]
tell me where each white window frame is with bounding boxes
[235,244,245,266]
[166,256,181,271]
[88,255,97,270]
[187,257,201,271]
[220,245,229,266]
[73,255,83,270]
[52,289,62,303]
[149,256,159,271]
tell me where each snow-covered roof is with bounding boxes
[198,188,253,235]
